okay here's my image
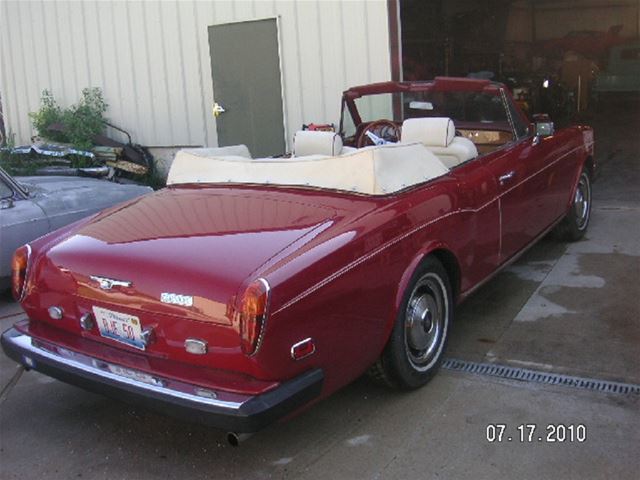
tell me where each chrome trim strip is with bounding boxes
[497,197,503,260]
[500,87,518,140]
[9,334,244,410]
[0,165,29,199]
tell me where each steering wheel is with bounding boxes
[356,120,401,148]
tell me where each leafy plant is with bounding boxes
[29,90,63,142]
[29,88,108,150]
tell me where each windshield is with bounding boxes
[341,90,511,138]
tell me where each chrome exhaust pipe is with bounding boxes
[226,431,253,447]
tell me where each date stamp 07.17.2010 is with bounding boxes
[485,424,587,443]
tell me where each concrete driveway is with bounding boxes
[1,106,638,479]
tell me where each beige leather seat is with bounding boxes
[401,117,478,168]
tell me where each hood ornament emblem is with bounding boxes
[90,275,132,290]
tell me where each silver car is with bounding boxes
[0,166,151,289]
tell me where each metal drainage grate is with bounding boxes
[442,358,640,396]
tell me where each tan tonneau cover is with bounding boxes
[167,143,449,195]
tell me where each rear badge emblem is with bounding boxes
[90,276,132,290]
[161,293,194,307]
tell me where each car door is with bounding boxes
[483,141,534,261]
[450,160,501,290]
[483,91,564,263]
[514,131,577,233]
[537,127,588,221]
[0,171,50,280]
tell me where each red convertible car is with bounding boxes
[2,78,594,442]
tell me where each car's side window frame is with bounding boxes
[500,88,530,141]
[0,168,28,201]
[0,175,15,200]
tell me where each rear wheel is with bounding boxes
[556,168,592,241]
[368,257,452,389]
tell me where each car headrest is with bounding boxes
[401,117,455,148]
[293,130,343,157]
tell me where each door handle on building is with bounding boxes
[499,171,515,185]
[212,102,226,117]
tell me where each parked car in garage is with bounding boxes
[0,166,151,289]
[2,77,595,441]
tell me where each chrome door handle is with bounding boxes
[499,171,515,185]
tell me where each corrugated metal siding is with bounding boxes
[0,0,391,149]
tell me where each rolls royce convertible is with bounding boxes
[2,77,594,440]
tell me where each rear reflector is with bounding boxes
[291,338,316,360]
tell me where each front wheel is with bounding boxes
[368,257,452,389]
[556,168,592,241]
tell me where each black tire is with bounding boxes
[555,168,592,242]
[368,256,452,389]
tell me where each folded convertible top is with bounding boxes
[167,142,449,195]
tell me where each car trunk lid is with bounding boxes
[40,187,338,326]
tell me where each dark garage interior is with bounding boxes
[400,0,639,124]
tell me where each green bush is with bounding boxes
[29,88,108,151]
[29,90,62,143]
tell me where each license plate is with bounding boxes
[105,363,163,387]
[93,306,145,350]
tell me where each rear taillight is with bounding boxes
[11,245,31,301]
[239,278,270,355]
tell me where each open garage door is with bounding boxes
[399,0,640,122]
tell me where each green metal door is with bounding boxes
[208,18,285,158]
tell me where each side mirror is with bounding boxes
[535,121,554,137]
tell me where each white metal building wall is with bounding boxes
[0,0,392,149]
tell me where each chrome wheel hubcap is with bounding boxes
[404,275,447,370]
[574,174,591,231]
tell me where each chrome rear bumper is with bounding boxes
[1,327,323,433]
